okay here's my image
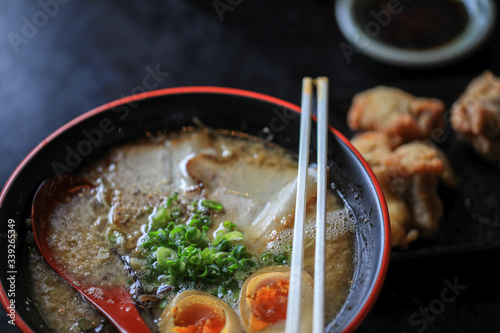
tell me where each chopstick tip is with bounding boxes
[302,77,314,94]
[316,76,329,84]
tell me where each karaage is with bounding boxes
[348,86,446,144]
[451,70,500,161]
[351,132,455,248]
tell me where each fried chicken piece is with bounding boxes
[388,142,456,186]
[348,86,446,145]
[351,132,418,247]
[351,132,455,248]
[451,71,500,161]
[351,132,416,247]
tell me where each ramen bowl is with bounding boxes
[0,87,390,332]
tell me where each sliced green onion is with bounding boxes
[188,219,200,228]
[152,207,167,223]
[201,216,212,226]
[203,255,214,265]
[169,226,186,241]
[179,260,187,272]
[182,246,198,257]
[156,247,178,267]
[208,264,221,276]
[217,285,226,297]
[139,240,154,249]
[200,247,212,259]
[167,266,178,276]
[240,258,257,271]
[158,275,174,284]
[283,240,293,253]
[223,257,238,270]
[156,231,168,244]
[200,226,209,239]
[78,318,93,331]
[194,264,208,277]
[139,197,259,296]
[191,200,200,213]
[234,269,246,281]
[215,251,229,260]
[166,192,178,208]
[201,200,223,210]
[223,221,237,231]
[259,252,274,266]
[223,231,243,242]
[166,221,176,232]
[171,208,181,218]
[231,245,247,259]
[189,255,202,265]
[273,253,289,265]
[185,227,201,242]
[212,233,224,246]
[216,240,231,252]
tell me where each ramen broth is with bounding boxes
[27,129,356,332]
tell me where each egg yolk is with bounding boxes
[172,302,226,333]
[249,280,289,330]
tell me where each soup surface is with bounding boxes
[27,129,356,332]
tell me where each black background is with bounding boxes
[1,1,500,332]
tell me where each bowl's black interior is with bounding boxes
[0,90,388,332]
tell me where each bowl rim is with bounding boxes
[0,86,391,333]
[335,0,496,68]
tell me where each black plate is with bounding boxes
[0,87,390,333]
[327,75,500,260]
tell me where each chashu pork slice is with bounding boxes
[89,131,215,235]
[186,154,318,253]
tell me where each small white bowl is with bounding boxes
[335,0,496,68]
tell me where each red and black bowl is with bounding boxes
[0,87,390,332]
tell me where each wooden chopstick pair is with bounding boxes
[286,77,329,333]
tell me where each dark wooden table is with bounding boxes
[1,1,500,332]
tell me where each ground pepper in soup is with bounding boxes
[27,129,356,332]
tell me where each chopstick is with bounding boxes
[286,77,313,333]
[285,77,329,333]
[313,77,329,333]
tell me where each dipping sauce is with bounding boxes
[355,0,469,50]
